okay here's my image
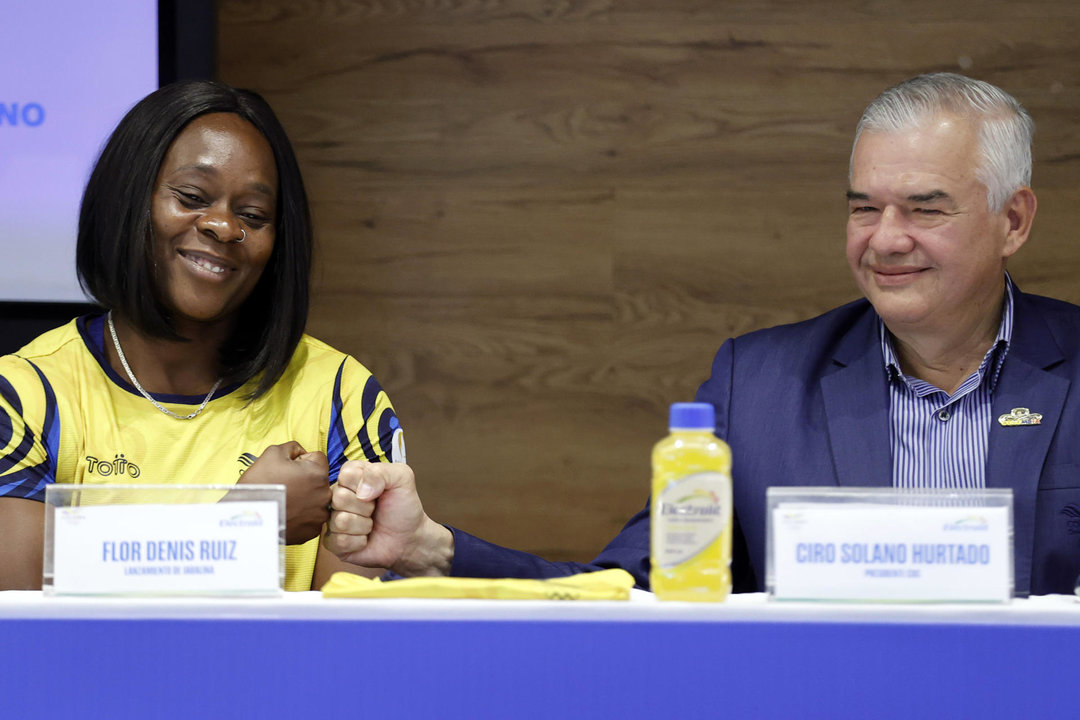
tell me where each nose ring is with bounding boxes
[235,228,246,244]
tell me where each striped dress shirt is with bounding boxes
[881,276,1015,489]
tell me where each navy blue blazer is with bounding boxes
[449,289,1080,596]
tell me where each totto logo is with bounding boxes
[85,453,141,478]
[0,103,45,127]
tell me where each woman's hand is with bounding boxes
[237,441,331,545]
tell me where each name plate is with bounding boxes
[43,484,285,597]
[766,488,1013,603]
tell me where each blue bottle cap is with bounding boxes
[669,402,715,430]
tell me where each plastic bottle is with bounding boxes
[650,402,732,601]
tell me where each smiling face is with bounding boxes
[150,112,278,333]
[846,114,1024,340]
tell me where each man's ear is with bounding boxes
[1002,186,1037,259]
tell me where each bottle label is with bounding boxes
[654,471,730,569]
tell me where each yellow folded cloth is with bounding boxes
[320,568,634,601]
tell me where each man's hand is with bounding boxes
[323,461,453,576]
[237,442,330,545]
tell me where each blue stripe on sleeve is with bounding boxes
[0,466,50,501]
[376,408,398,460]
[26,361,59,483]
[0,374,36,473]
[360,374,383,423]
[357,424,379,463]
[356,374,385,462]
[0,402,12,450]
[326,360,349,484]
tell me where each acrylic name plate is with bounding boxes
[766,488,1013,603]
[43,484,285,597]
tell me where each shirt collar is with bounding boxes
[879,272,1015,392]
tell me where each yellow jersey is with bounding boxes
[0,314,403,591]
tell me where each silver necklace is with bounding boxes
[107,312,222,420]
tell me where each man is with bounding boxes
[325,73,1080,596]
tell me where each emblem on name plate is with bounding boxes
[997,408,1042,427]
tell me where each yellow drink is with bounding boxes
[650,403,732,602]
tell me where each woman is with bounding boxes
[0,81,402,590]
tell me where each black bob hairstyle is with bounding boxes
[76,80,312,400]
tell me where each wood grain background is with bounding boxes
[217,0,1080,561]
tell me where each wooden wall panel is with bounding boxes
[218,0,1080,560]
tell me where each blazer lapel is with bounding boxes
[986,291,1069,595]
[820,309,892,488]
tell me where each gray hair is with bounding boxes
[851,73,1034,212]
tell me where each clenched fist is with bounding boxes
[323,460,453,576]
[237,441,330,545]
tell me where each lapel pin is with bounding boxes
[998,407,1042,427]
